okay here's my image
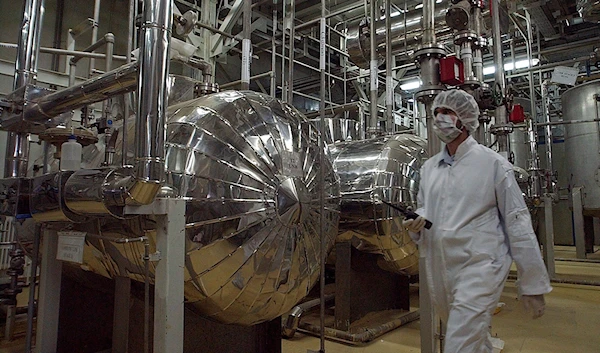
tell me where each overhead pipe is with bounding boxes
[132,0,173,205]
[22,62,139,122]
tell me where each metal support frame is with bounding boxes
[34,230,63,353]
[126,199,186,353]
[112,276,131,353]
[572,187,587,259]
[542,196,556,278]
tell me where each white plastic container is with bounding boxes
[60,135,82,171]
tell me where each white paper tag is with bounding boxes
[370,60,378,91]
[281,151,304,177]
[57,231,86,264]
[242,38,252,83]
[551,66,579,86]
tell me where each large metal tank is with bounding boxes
[35,91,341,325]
[562,80,600,215]
[330,134,428,275]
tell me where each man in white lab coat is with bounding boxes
[404,89,552,353]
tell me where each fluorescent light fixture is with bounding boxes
[415,3,423,9]
[483,58,540,76]
[400,79,421,91]
[436,0,443,3]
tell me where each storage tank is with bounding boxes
[330,134,428,275]
[22,91,341,326]
[562,80,600,215]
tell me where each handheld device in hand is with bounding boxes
[381,200,433,229]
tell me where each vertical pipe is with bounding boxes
[368,0,379,136]
[281,0,287,101]
[524,10,540,199]
[25,226,41,353]
[7,0,45,179]
[472,7,483,81]
[541,81,554,193]
[490,0,508,155]
[4,133,29,178]
[287,0,295,103]
[51,0,65,72]
[271,8,277,97]
[319,2,327,351]
[103,34,115,166]
[89,0,101,76]
[422,0,435,44]
[385,0,393,133]
[134,0,172,196]
[123,0,135,166]
[241,0,252,90]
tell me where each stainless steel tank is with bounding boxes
[562,80,600,214]
[46,91,341,325]
[330,134,428,275]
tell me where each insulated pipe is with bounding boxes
[6,0,45,178]
[133,0,173,204]
[23,62,139,121]
[123,0,135,166]
[368,0,380,137]
[241,0,252,90]
[541,81,554,194]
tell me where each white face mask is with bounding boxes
[433,113,462,143]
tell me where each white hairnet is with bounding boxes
[432,90,480,133]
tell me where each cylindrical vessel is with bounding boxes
[330,134,428,275]
[61,91,341,325]
[562,80,600,214]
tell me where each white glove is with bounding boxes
[403,216,426,233]
[521,294,545,319]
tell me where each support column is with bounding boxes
[112,276,131,353]
[153,199,186,353]
[35,230,63,353]
[543,196,555,278]
[572,187,587,259]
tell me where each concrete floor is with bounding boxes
[1,246,599,353]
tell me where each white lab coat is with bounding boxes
[413,136,552,353]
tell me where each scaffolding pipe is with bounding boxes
[368,0,379,137]
[241,0,252,90]
[88,0,101,76]
[385,0,393,133]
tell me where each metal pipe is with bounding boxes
[318,0,327,347]
[89,0,101,76]
[282,294,335,338]
[287,0,296,103]
[133,0,172,204]
[123,0,135,166]
[0,42,127,61]
[423,0,435,44]
[385,0,393,133]
[220,71,273,89]
[6,0,45,179]
[4,133,29,178]
[271,8,277,97]
[541,80,554,194]
[295,2,363,31]
[368,0,379,137]
[25,225,41,353]
[241,0,252,90]
[490,0,509,156]
[23,62,138,122]
[472,7,483,81]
